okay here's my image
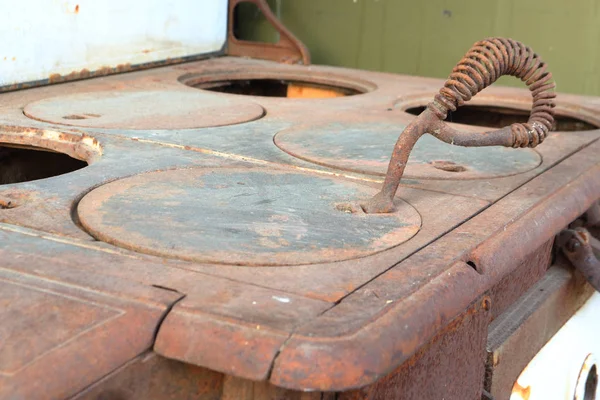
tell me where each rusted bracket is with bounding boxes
[558,227,600,292]
[227,0,311,65]
[362,37,556,213]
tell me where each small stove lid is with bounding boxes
[23,90,265,130]
[275,122,542,180]
[77,167,421,266]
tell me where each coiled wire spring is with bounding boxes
[428,37,556,148]
[361,37,557,214]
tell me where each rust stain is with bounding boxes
[75,4,79,13]
[0,125,102,164]
[511,382,531,400]
[48,73,62,84]
[481,296,492,311]
[1,55,205,93]
[430,160,467,173]
[47,66,131,85]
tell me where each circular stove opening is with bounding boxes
[403,104,598,131]
[0,127,101,185]
[180,71,374,99]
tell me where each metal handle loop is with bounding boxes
[361,37,556,214]
[558,227,600,292]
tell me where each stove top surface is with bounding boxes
[2,56,600,397]
[77,167,421,266]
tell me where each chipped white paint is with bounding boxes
[510,292,600,400]
[272,295,291,303]
[0,0,228,87]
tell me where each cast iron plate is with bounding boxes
[77,167,421,266]
[24,90,265,130]
[275,122,542,180]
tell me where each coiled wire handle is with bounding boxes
[362,37,556,214]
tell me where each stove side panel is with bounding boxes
[0,0,228,90]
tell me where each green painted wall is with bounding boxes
[237,0,600,96]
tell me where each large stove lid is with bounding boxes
[77,167,421,266]
[1,0,227,90]
[275,122,542,180]
[23,90,265,130]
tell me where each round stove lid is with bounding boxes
[274,122,542,180]
[24,90,265,130]
[77,168,421,266]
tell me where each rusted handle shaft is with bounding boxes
[362,37,556,214]
[559,228,600,292]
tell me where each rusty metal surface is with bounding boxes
[362,38,556,214]
[227,0,310,65]
[0,221,333,392]
[486,265,595,399]
[151,273,334,381]
[24,90,265,130]
[486,239,553,321]
[269,141,600,391]
[170,186,489,303]
[155,312,290,382]
[77,167,421,266]
[339,298,490,400]
[0,131,242,239]
[274,121,542,180]
[0,52,599,398]
[0,248,182,400]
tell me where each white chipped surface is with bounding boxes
[0,0,227,87]
[510,292,600,399]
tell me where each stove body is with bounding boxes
[1,2,600,399]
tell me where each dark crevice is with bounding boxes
[405,105,598,131]
[466,260,480,273]
[195,78,363,97]
[151,284,183,293]
[266,299,339,383]
[151,289,186,344]
[265,341,286,382]
[0,145,87,185]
